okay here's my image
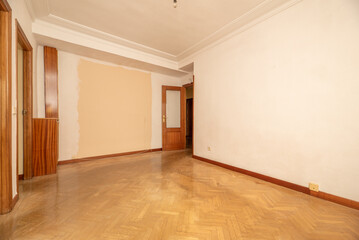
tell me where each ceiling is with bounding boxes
[30,0,293,55]
[28,0,294,75]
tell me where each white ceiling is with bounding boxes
[30,0,292,56]
[28,0,295,75]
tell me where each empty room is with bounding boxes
[0,0,359,239]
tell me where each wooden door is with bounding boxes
[162,86,186,150]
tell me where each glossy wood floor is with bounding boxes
[1,150,359,240]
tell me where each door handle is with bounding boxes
[22,109,28,115]
[163,115,166,123]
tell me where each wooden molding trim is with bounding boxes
[16,20,32,50]
[11,193,19,210]
[16,19,34,185]
[58,148,162,165]
[0,0,13,215]
[193,155,359,210]
[0,0,11,11]
[309,190,359,210]
[182,82,193,88]
[18,174,24,180]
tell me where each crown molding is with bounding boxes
[25,0,36,21]
[32,19,179,70]
[178,0,303,68]
[29,0,302,72]
[41,14,178,61]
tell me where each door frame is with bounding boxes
[162,85,186,151]
[0,0,13,214]
[16,20,33,186]
[183,81,194,155]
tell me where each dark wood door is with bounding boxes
[162,86,186,151]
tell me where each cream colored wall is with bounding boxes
[76,59,152,158]
[8,0,38,197]
[194,0,359,201]
[58,51,80,161]
[57,51,184,160]
[17,46,24,175]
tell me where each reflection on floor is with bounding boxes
[1,150,359,239]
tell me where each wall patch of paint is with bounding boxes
[76,59,152,158]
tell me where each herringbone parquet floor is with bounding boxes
[1,150,358,240]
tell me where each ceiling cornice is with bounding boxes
[178,0,303,68]
[42,14,178,61]
[30,0,302,72]
[32,19,180,70]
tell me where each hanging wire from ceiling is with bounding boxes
[173,0,178,8]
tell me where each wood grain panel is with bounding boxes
[0,1,13,215]
[44,46,58,118]
[32,118,58,177]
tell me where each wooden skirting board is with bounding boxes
[59,148,162,165]
[11,194,19,210]
[193,155,359,210]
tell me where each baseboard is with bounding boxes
[309,190,359,210]
[58,148,162,165]
[11,193,19,210]
[18,174,24,180]
[193,155,359,210]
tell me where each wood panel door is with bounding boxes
[162,86,186,151]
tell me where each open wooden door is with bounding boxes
[162,86,186,151]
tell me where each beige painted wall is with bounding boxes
[17,46,23,175]
[76,59,152,158]
[194,0,359,201]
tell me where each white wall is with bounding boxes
[57,50,80,161]
[194,0,359,201]
[8,0,38,197]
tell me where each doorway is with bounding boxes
[185,85,193,149]
[17,44,24,180]
[183,82,194,150]
[162,86,186,150]
[16,20,33,187]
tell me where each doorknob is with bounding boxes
[22,109,28,115]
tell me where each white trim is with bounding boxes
[32,20,179,70]
[30,0,303,71]
[44,14,177,61]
